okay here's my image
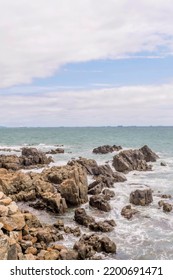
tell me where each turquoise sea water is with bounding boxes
[0,127,173,259]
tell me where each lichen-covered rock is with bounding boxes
[130,189,153,206]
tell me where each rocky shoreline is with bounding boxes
[0,145,172,260]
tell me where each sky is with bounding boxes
[0,0,173,127]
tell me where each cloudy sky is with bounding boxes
[0,0,173,126]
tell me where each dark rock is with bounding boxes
[89,220,116,232]
[113,149,152,173]
[158,200,164,207]
[89,195,111,212]
[74,234,116,259]
[93,145,122,154]
[140,145,159,162]
[102,189,115,198]
[46,148,64,154]
[130,189,153,206]
[160,161,167,166]
[163,203,172,212]
[121,205,139,219]
[88,181,105,195]
[74,208,95,227]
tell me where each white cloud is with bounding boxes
[0,0,173,87]
[0,83,173,126]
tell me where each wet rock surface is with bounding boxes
[130,189,153,206]
[0,148,53,171]
[121,205,139,219]
[93,145,122,154]
[112,145,158,173]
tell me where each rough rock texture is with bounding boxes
[139,145,159,162]
[74,208,95,227]
[113,145,158,173]
[113,149,152,173]
[89,220,116,232]
[130,189,153,206]
[0,148,53,171]
[89,195,111,212]
[92,145,122,154]
[121,205,139,219]
[43,165,88,206]
[74,234,116,259]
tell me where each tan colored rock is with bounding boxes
[0,198,12,206]
[44,250,59,260]
[0,205,8,217]
[8,202,18,215]
[0,213,25,231]
[25,247,37,255]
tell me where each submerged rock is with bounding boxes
[46,148,64,154]
[92,145,122,154]
[130,189,153,206]
[121,205,139,219]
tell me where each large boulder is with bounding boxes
[21,147,53,166]
[0,148,53,171]
[130,189,153,206]
[93,145,122,154]
[113,149,152,173]
[44,165,88,206]
[140,145,159,162]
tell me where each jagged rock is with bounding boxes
[130,189,153,206]
[88,181,104,195]
[64,226,81,237]
[40,192,67,213]
[44,165,88,206]
[160,161,167,166]
[89,195,111,212]
[113,149,152,173]
[93,145,122,154]
[140,145,159,162]
[0,148,53,171]
[21,147,53,166]
[68,157,99,175]
[74,234,116,259]
[74,208,95,227]
[0,213,26,231]
[121,205,139,219]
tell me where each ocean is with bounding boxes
[0,126,173,259]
